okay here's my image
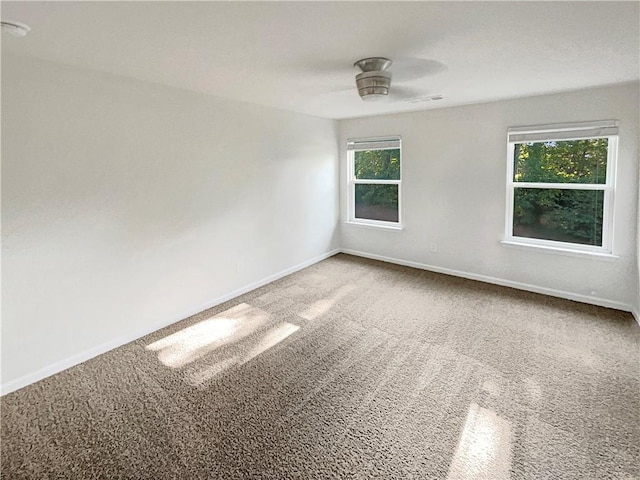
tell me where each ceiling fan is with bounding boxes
[352,56,444,103]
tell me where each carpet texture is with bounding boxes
[2,253,639,479]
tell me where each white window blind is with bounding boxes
[508,120,618,143]
[347,137,401,151]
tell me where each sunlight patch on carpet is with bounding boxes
[299,284,357,320]
[524,377,542,405]
[447,403,512,479]
[146,303,270,368]
[188,321,300,386]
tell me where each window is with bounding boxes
[347,137,401,227]
[505,121,618,254]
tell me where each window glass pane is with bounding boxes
[355,184,398,222]
[513,139,608,184]
[513,188,604,246]
[354,149,400,180]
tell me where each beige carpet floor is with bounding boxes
[2,253,639,479]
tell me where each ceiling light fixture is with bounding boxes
[1,20,31,37]
[354,57,392,102]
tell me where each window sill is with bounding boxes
[344,221,404,231]
[500,240,618,261]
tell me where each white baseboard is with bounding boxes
[340,248,634,313]
[632,308,640,327]
[0,248,340,396]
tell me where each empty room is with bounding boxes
[1,1,639,478]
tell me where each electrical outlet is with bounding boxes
[430,242,437,252]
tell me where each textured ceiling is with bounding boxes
[2,1,639,119]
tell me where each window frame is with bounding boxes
[346,136,402,229]
[504,121,618,255]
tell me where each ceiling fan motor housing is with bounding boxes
[354,57,392,101]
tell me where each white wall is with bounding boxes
[339,83,639,311]
[1,55,339,390]
[636,151,640,323]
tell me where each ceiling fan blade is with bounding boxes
[387,86,425,102]
[309,83,354,95]
[391,57,446,83]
